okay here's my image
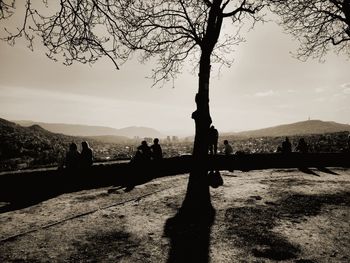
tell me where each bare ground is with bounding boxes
[0,168,349,262]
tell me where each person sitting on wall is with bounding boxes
[223,140,233,155]
[281,137,292,153]
[223,140,234,172]
[151,138,163,160]
[80,141,93,168]
[65,142,80,170]
[137,140,152,161]
[296,138,308,153]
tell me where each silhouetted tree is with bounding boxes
[268,0,350,59]
[0,0,264,213]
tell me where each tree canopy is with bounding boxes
[0,0,264,86]
[269,0,350,59]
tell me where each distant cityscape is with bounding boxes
[2,131,349,173]
[1,118,349,172]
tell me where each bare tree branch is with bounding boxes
[268,0,350,60]
[1,0,265,85]
[0,0,15,19]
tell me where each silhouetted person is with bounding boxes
[151,138,163,160]
[276,146,283,153]
[223,140,234,172]
[65,143,80,170]
[208,125,219,155]
[223,140,233,155]
[348,134,350,151]
[80,141,93,167]
[281,137,292,153]
[296,138,308,153]
[137,140,152,161]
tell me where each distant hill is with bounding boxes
[15,120,164,138]
[228,120,350,138]
[0,118,82,170]
[0,118,135,171]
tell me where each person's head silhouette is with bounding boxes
[141,140,148,146]
[224,140,228,145]
[154,138,159,144]
[69,143,77,151]
[81,141,89,150]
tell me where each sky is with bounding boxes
[0,8,349,136]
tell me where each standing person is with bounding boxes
[223,140,233,155]
[208,125,219,155]
[80,141,93,167]
[65,142,80,170]
[151,138,163,160]
[296,138,308,153]
[281,137,292,153]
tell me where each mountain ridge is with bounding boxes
[225,120,350,138]
[14,120,164,138]
[11,119,350,139]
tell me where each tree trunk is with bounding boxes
[179,0,223,216]
[344,1,350,37]
[181,50,213,216]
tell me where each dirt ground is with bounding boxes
[0,168,349,262]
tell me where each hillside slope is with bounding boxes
[232,120,350,137]
[0,118,110,171]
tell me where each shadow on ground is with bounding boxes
[164,206,215,263]
[68,230,141,262]
[0,168,153,213]
[298,167,320,176]
[0,159,188,213]
[1,153,348,212]
[163,175,216,263]
[225,191,350,261]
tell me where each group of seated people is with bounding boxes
[219,137,311,155]
[64,135,321,170]
[278,137,309,153]
[133,138,163,162]
[65,141,93,170]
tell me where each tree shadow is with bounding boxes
[225,191,350,261]
[317,167,339,175]
[298,167,320,176]
[163,168,216,263]
[164,205,215,263]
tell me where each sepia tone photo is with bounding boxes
[0,1,349,262]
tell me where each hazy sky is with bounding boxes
[0,11,349,136]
